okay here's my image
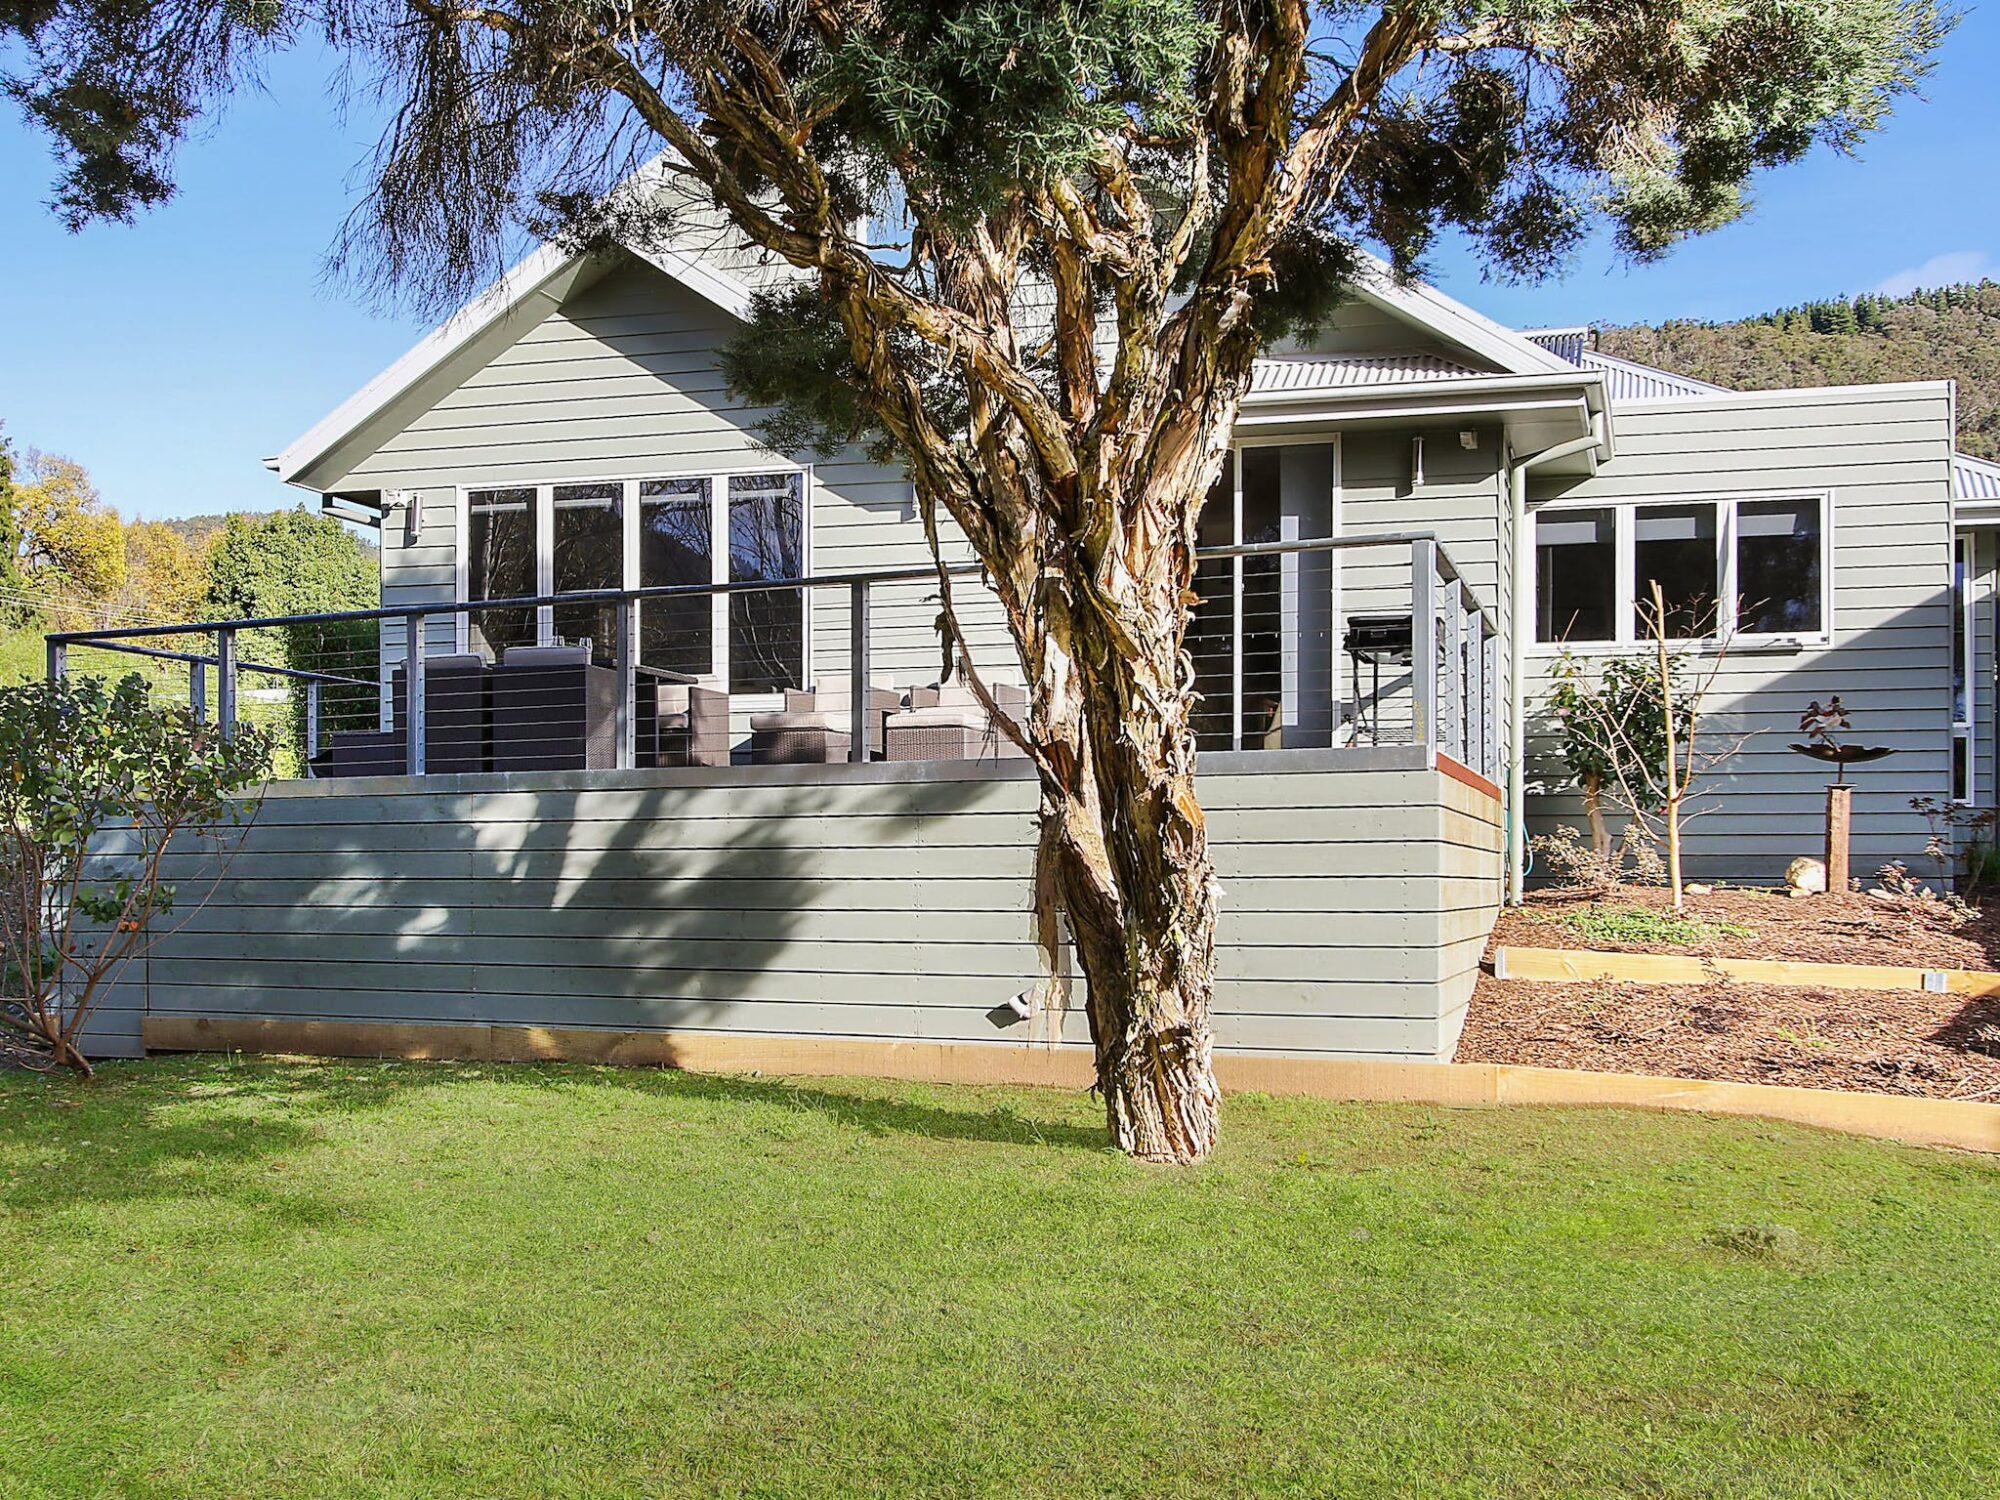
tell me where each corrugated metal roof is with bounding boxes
[1575,350,1729,401]
[1955,451,2000,503]
[1523,327,1590,365]
[1249,352,1487,393]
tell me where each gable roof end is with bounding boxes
[268,237,756,489]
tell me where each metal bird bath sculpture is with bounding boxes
[1789,695,1896,786]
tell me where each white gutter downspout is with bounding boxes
[1507,413,1609,904]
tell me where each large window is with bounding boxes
[466,487,535,659]
[1534,508,1615,644]
[638,477,714,679]
[460,470,806,692]
[551,482,624,660]
[726,472,806,694]
[1535,494,1828,647]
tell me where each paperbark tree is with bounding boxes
[5,0,1952,1158]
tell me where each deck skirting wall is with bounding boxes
[96,757,1502,1064]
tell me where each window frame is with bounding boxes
[1953,533,1975,806]
[1529,490,1834,654]
[454,464,813,700]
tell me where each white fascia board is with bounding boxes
[1349,253,1577,378]
[268,234,757,488]
[1614,377,1958,407]
[1239,369,1604,413]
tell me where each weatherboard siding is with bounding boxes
[117,760,1502,1064]
[1522,383,1958,884]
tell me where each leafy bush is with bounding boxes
[0,673,271,1074]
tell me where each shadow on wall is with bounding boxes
[142,767,1061,1056]
[1522,592,1956,888]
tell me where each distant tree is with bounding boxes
[1,0,1958,1159]
[118,519,207,622]
[204,507,380,762]
[11,451,125,619]
[0,430,25,621]
[204,506,377,625]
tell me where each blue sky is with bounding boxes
[3,11,1998,521]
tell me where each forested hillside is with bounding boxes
[1598,281,2000,457]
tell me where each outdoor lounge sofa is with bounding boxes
[749,675,904,763]
[883,680,1029,763]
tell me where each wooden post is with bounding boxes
[1825,784,1853,895]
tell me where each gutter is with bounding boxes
[1505,412,1610,905]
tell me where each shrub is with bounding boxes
[0,673,271,1074]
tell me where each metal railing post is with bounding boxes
[216,630,238,739]
[305,681,321,772]
[404,615,426,777]
[190,660,207,723]
[1464,603,1483,774]
[1482,623,1500,780]
[1409,539,1436,754]
[615,598,636,771]
[1443,579,1465,763]
[849,580,872,763]
[45,637,66,683]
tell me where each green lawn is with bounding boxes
[3,1060,1997,1498]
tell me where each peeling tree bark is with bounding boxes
[426,0,1443,1161]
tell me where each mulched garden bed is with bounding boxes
[1458,974,2000,1101]
[1491,885,2000,972]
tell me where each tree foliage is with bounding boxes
[2,0,1956,1159]
[10,450,126,609]
[0,672,270,1075]
[1601,278,2000,459]
[204,506,381,763]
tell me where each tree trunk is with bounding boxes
[1031,568,1223,1165]
[1583,776,1612,866]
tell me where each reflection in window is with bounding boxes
[727,473,805,693]
[467,487,535,658]
[639,477,713,678]
[1736,498,1822,635]
[1633,502,1717,639]
[552,482,623,661]
[1238,447,1284,748]
[1535,508,1615,643]
[1189,461,1235,750]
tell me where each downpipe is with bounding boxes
[1506,413,1609,905]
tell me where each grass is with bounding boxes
[1555,903,1756,948]
[3,1059,1998,1499]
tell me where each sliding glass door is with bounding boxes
[1190,442,1339,751]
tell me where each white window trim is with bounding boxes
[454,463,814,700]
[1527,489,1835,656]
[1953,534,1975,805]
